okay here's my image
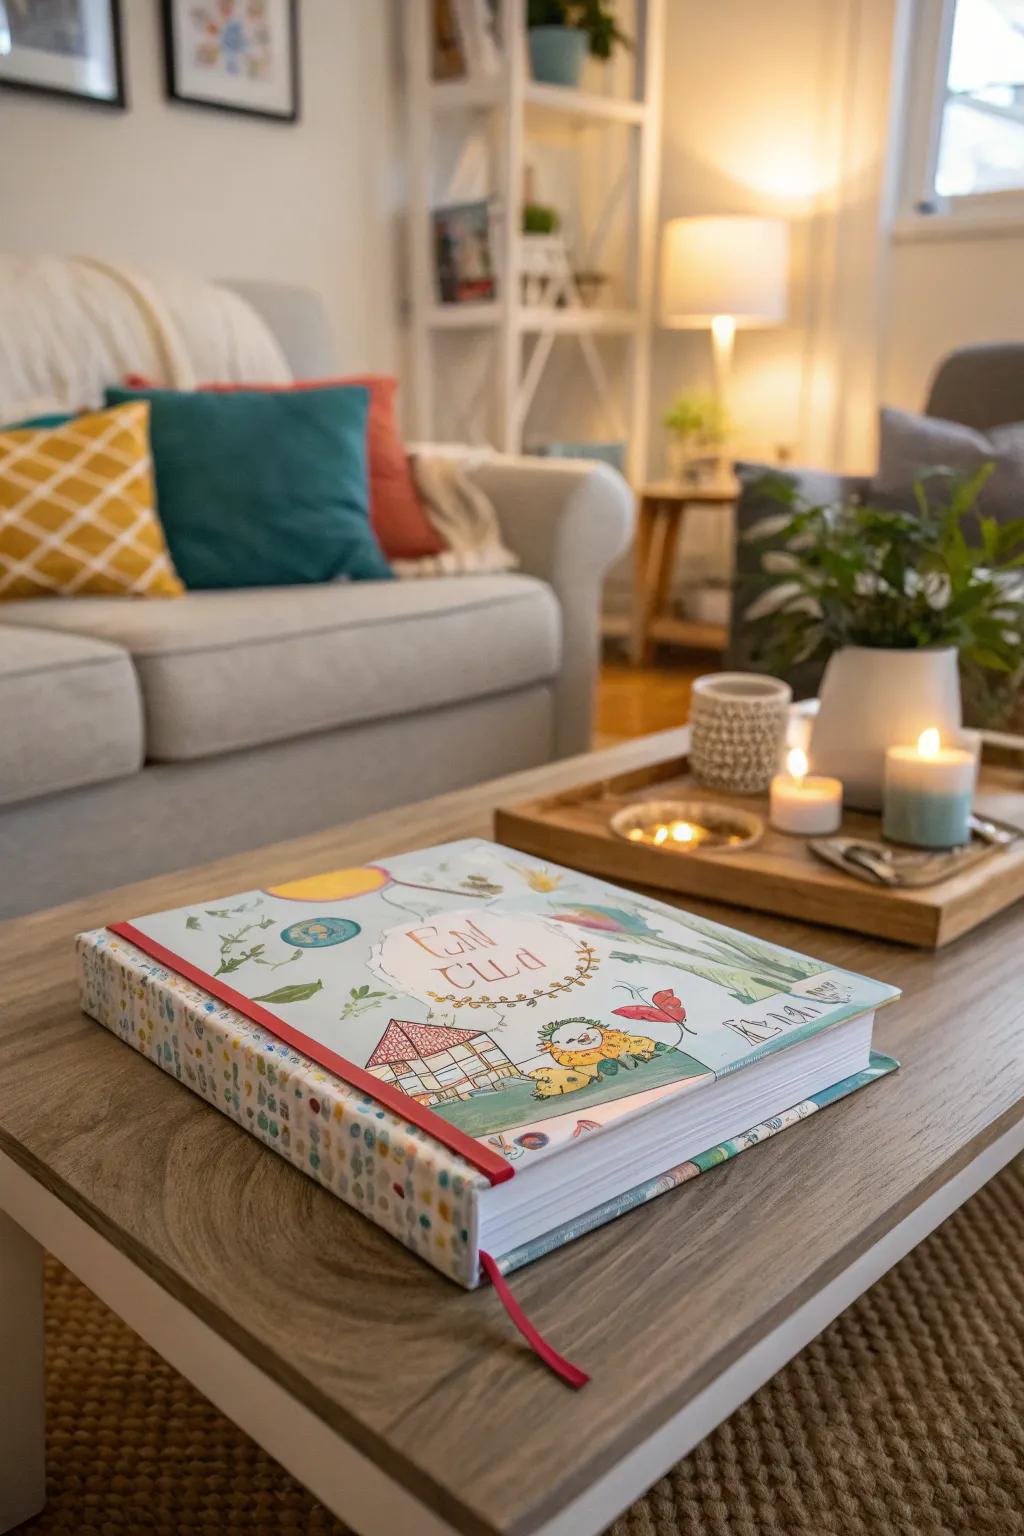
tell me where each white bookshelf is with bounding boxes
[404,0,664,480]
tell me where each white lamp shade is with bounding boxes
[660,215,789,329]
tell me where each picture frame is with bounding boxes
[433,200,497,305]
[161,0,299,123]
[0,0,126,109]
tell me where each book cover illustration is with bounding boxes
[117,839,898,1168]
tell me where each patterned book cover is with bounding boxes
[78,838,900,1287]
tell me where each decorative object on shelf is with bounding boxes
[431,0,467,78]
[450,0,501,78]
[527,0,630,86]
[433,199,497,304]
[745,466,1024,809]
[0,0,124,107]
[572,269,609,307]
[663,391,730,484]
[689,672,791,795]
[882,728,976,849]
[610,799,763,853]
[518,231,572,306]
[659,215,788,429]
[523,202,560,235]
[162,0,298,121]
[769,748,842,836]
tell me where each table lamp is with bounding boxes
[659,215,789,416]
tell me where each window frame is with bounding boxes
[898,0,1024,234]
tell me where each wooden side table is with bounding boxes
[629,479,738,666]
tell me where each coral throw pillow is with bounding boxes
[192,376,442,562]
[0,402,183,599]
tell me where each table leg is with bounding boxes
[628,499,655,666]
[631,501,675,666]
[650,504,685,634]
[0,1211,45,1532]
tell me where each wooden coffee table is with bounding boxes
[1,728,1022,1536]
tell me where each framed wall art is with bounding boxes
[162,0,299,122]
[0,0,125,108]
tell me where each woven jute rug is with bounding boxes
[15,1155,1024,1536]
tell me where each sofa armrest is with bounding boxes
[468,455,633,757]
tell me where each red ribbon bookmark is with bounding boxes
[479,1251,590,1389]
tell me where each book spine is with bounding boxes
[76,929,483,1288]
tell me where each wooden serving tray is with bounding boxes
[494,744,1024,949]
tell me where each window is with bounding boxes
[902,0,1024,220]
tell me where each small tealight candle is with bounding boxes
[770,748,843,835]
[883,728,975,848]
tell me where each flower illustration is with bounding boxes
[512,863,564,892]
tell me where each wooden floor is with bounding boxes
[596,656,707,744]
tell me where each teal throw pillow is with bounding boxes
[2,413,73,429]
[104,385,391,589]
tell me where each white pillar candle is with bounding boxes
[883,728,976,848]
[770,748,843,835]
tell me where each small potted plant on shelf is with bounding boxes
[663,392,730,484]
[743,466,1024,807]
[527,0,630,88]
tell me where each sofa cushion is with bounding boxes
[872,406,1024,535]
[0,626,143,807]
[0,574,561,762]
[104,385,392,590]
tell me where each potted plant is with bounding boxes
[663,392,729,483]
[527,0,630,88]
[743,467,1024,808]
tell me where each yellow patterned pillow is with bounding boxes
[0,401,183,599]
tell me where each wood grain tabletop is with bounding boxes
[1,728,1022,1536]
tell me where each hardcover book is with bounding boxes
[77,838,899,1367]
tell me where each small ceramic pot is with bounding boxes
[528,25,587,86]
[689,672,792,794]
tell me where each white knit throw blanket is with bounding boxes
[0,254,291,422]
[394,453,517,578]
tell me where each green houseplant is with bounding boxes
[527,1,630,87]
[744,466,1024,806]
[663,391,729,480]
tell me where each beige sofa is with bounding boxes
[0,280,632,917]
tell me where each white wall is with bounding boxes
[881,231,1024,410]
[1,0,400,372]
[653,0,900,485]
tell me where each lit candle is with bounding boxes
[883,728,975,848]
[770,748,843,835]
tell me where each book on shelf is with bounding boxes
[432,0,500,81]
[433,199,497,303]
[78,839,899,1385]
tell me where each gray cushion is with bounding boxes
[0,575,561,762]
[0,625,143,807]
[873,406,1024,526]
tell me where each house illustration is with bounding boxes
[366,1019,521,1105]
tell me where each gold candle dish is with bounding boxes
[610,799,763,853]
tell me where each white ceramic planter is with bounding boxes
[810,645,962,811]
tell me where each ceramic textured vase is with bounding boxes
[689,673,793,794]
[810,645,962,811]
